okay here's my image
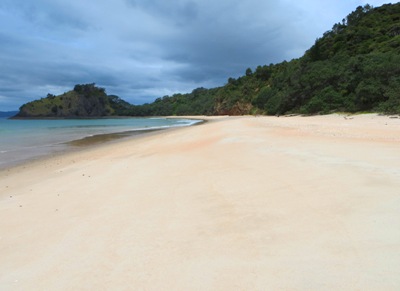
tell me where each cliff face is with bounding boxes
[15,84,130,118]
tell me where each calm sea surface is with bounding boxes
[0,117,200,168]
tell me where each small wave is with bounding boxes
[174,119,203,126]
[132,125,172,131]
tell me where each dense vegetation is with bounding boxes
[126,3,400,116]
[15,3,400,118]
[15,83,131,118]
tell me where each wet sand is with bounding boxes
[66,128,166,147]
[0,114,399,290]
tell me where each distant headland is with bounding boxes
[12,83,131,118]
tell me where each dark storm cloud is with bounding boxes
[0,0,392,110]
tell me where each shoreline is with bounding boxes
[0,117,205,171]
[0,127,167,173]
[1,114,399,290]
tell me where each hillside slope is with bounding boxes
[126,3,400,116]
[15,3,400,117]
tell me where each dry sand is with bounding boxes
[1,114,400,290]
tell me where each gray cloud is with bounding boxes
[0,0,393,110]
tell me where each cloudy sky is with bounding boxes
[0,0,392,110]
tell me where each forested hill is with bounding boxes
[14,84,131,118]
[124,3,400,116]
[15,3,400,117]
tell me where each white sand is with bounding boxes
[1,114,400,290]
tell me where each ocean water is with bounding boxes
[0,117,200,168]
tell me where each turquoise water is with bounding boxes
[0,117,199,168]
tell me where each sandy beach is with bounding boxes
[1,114,400,290]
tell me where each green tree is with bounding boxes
[245,68,253,76]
